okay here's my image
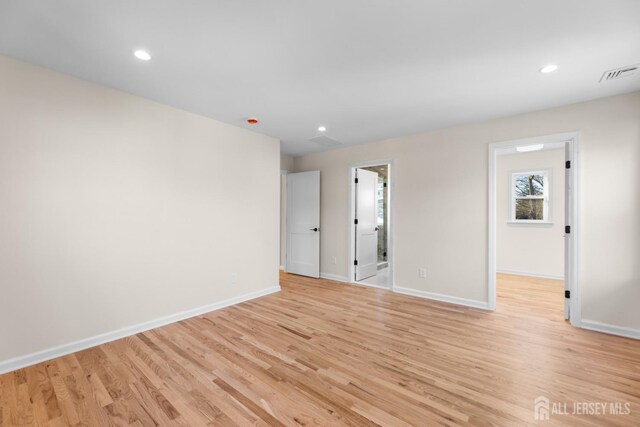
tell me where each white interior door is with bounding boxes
[286,171,320,278]
[564,143,572,320]
[355,168,378,281]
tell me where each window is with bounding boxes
[510,170,550,223]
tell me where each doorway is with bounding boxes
[488,133,580,325]
[348,161,393,289]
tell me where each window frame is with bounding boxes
[508,168,552,224]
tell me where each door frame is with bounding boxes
[348,159,395,289]
[280,169,289,271]
[487,132,581,326]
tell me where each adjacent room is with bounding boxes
[1,1,640,426]
[495,142,568,318]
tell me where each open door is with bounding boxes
[355,168,378,281]
[286,171,320,278]
[564,142,572,320]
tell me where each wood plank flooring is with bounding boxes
[1,272,639,426]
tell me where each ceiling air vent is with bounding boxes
[599,64,639,82]
[309,135,343,148]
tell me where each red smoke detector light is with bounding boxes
[247,117,259,125]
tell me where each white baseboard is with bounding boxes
[321,272,391,290]
[279,265,285,271]
[353,281,390,290]
[321,273,489,309]
[0,286,281,375]
[579,319,640,340]
[319,272,350,283]
[497,269,564,280]
[394,286,491,310]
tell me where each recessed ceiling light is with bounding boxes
[318,126,326,132]
[516,144,544,152]
[539,64,558,74]
[134,50,151,61]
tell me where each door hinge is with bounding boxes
[383,182,387,187]
[355,178,359,184]
[354,219,358,225]
[565,290,570,299]
[566,160,571,169]
[354,260,358,266]
[565,225,571,234]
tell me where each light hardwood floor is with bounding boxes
[1,273,639,426]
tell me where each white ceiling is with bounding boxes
[1,1,639,156]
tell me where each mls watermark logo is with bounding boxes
[533,395,631,421]
[534,396,550,421]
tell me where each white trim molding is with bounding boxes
[0,286,280,375]
[280,171,288,272]
[321,272,393,290]
[352,281,389,290]
[319,272,349,283]
[321,272,491,309]
[394,286,491,310]
[497,269,564,280]
[579,320,640,340]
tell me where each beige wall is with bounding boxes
[0,56,280,364]
[496,149,565,278]
[294,91,640,332]
[280,154,294,171]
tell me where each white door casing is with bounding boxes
[286,171,320,278]
[355,168,378,281]
[564,142,572,320]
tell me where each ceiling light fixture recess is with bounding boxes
[516,144,544,152]
[134,50,151,61]
[539,64,558,73]
[318,126,326,132]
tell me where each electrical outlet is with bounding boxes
[230,273,238,285]
[419,268,427,279]
[332,256,337,265]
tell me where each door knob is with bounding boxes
[375,227,379,231]
[310,227,319,232]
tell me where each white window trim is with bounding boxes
[508,168,552,225]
